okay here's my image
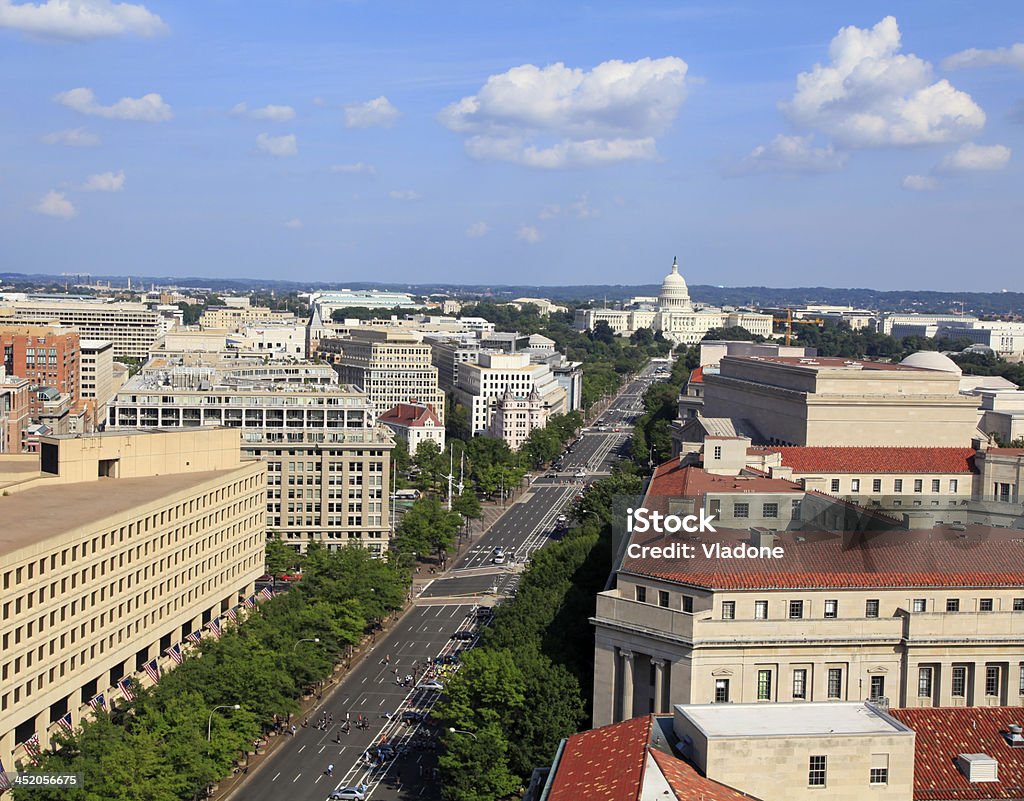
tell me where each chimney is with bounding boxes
[750,527,776,549]
[1004,724,1024,748]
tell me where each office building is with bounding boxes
[0,428,265,766]
[79,339,114,428]
[452,352,567,435]
[428,338,480,391]
[0,369,30,453]
[198,305,295,330]
[106,358,393,554]
[489,387,548,451]
[0,325,81,418]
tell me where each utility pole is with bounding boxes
[446,449,454,511]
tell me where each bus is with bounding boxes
[392,489,421,501]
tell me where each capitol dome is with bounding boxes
[899,350,963,375]
[658,257,693,310]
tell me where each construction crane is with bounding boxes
[772,308,826,346]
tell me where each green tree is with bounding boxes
[438,724,521,801]
[394,496,462,563]
[264,534,301,577]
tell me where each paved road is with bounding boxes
[234,360,669,801]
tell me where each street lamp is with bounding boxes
[207,704,241,741]
[293,637,321,651]
[449,727,478,739]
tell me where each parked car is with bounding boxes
[329,786,367,800]
[451,630,476,641]
[417,680,445,691]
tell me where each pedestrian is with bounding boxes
[302,718,308,728]
[290,725,297,736]
[385,654,391,665]
[327,763,334,777]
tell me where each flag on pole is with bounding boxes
[89,693,107,712]
[23,733,41,761]
[57,713,73,733]
[0,758,11,791]
[144,659,161,683]
[258,586,273,601]
[165,644,183,665]
[118,678,136,701]
[205,619,222,639]
[225,606,238,623]
[186,630,203,645]
[243,594,256,609]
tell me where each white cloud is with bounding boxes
[284,218,303,229]
[441,56,688,168]
[465,221,489,238]
[938,142,1011,172]
[781,16,984,148]
[901,174,940,191]
[80,170,124,191]
[517,225,541,244]
[54,87,172,121]
[539,195,599,219]
[231,102,295,122]
[943,43,1024,70]
[255,133,297,157]
[330,162,376,175]
[41,127,99,146]
[388,189,420,201]
[734,134,848,174]
[34,190,76,218]
[344,96,401,129]
[0,0,166,40]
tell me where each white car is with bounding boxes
[492,552,506,564]
[329,786,367,800]
[574,469,587,478]
[417,680,444,691]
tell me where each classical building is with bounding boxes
[319,329,445,425]
[591,459,1024,728]
[489,387,548,451]
[379,401,445,454]
[452,352,566,436]
[0,428,265,766]
[105,357,393,554]
[573,258,773,345]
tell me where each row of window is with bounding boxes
[806,755,890,788]
[831,477,960,494]
[718,597,1024,620]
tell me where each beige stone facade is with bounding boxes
[0,429,265,766]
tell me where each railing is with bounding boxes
[904,610,1024,641]
[694,615,904,644]
[594,593,695,641]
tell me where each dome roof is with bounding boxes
[659,257,690,305]
[899,351,962,375]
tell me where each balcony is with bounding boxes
[593,592,694,642]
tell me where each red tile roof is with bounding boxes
[688,367,705,384]
[649,458,805,503]
[379,402,441,428]
[748,446,978,474]
[548,715,759,801]
[890,707,1024,800]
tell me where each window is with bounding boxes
[952,666,967,698]
[918,666,933,697]
[635,586,647,603]
[870,754,890,786]
[808,755,827,787]
[872,479,882,493]
[682,596,694,613]
[830,479,840,493]
[658,590,670,608]
[733,502,749,518]
[913,598,927,613]
[870,675,885,701]
[931,479,940,493]
[980,598,994,612]
[986,666,1000,697]
[1014,598,1024,611]
[762,503,779,518]
[894,479,903,493]
[714,679,729,703]
[721,601,736,620]
[713,445,722,459]
[793,669,807,699]
[865,599,880,618]
[946,598,960,613]
[824,600,838,619]
[789,600,804,619]
[949,479,958,493]
[914,479,923,493]
[851,479,861,492]
[1019,665,1024,697]
[827,668,842,698]
[757,669,772,700]
[754,600,768,619]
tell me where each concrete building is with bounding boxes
[880,313,979,337]
[79,339,114,428]
[198,305,295,330]
[489,387,548,451]
[505,297,568,316]
[320,329,445,425]
[0,368,30,453]
[307,289,421,318]
[573,258,773,345]
[939,321,1024,358]
[452,352,567,435]
[0,297,166,360]
[105,358,393,554]
[0,428,265,766]
[0,325,81,418]
[591,459,1024,728]
[429,338,481,391]
[379,401,445,454]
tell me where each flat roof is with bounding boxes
[0,467,253,559]
[678,702,911,738]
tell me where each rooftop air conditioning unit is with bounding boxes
[956,753,998,783]
[1005,724,1024,748]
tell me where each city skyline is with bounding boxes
[1,1,1022,289]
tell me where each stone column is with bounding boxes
[621,650,635,720]
[653,658,667,714]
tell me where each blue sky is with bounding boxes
[1,1,1022,290]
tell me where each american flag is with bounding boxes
[0,758,11,791]
[89,693,107,712]
[23,733,41,761]
[225,606,238,622]
[259,586,274,601]
[144,659,161,683]
[243,594,256,609]
[57,713,73,733]
[165,644,183,665]
[118,678,136,701]
[186,630,203,645]
[205,619,222,639]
